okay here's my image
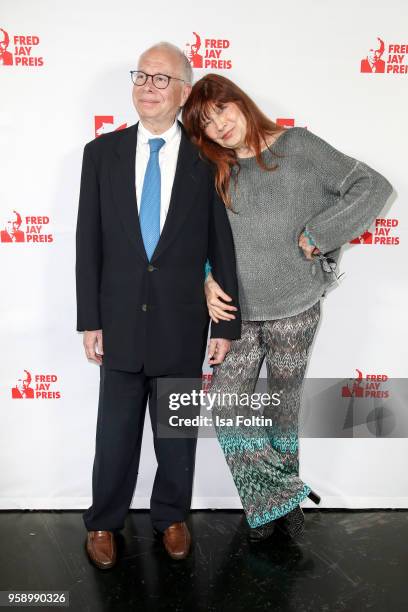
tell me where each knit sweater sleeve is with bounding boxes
[300,129,393,254]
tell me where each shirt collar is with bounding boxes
[138,119,180,147]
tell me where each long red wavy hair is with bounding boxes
[182,73,284,208]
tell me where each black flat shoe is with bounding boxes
[248,520,276,542]
[275,505,305,538]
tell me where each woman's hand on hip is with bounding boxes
[205,276,237,323]
[299,231,321,260]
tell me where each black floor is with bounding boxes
[0,510,407,611]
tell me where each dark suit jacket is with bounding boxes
[75,120,241,376]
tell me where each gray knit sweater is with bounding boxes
[226,127,393,320]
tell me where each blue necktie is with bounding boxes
[139,137,165,260]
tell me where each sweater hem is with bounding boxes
[240,294,324,322]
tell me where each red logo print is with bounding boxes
[342,370,389,399]
[360,37,408,74]
[185,32,232,69]
[350,218,400,246]
[12,370,35,399]
[94,116,127,138]
[1,212,53,244]
[0,26,44,67]
[1,211,25,242]
[11,372,61,400]
[0,28,13,65]
[361,37,386,73]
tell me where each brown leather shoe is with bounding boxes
[162,522,191,560]
[86,530,117,569]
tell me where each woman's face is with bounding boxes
[202,102,247,151]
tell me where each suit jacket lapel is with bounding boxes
[151,121,201,262]
[110,121,148,262]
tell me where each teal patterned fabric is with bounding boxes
[210,300,320,528]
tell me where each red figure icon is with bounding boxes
[361,38,385,73]
[1,211,25,242]
[185,32,203,68]
[0,28,13,65]
[276,118,295,128]
[94,116,127,138]
[12,370,35,399]
[342,369,364,398]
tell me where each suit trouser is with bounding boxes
[83,365,198,533]
[210,300,321,528]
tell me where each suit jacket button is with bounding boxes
[141,304,147,312]
[147,264,155,272]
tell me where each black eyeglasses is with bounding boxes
[130,70,186,89]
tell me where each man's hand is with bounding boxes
[208,338,231,366]
[83,330,104,365]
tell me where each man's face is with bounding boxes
[132,49,191,127]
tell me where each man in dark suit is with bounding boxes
[76,42,241,567]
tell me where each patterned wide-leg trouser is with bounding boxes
[210,300,320,528]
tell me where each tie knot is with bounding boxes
[148,138,165,154]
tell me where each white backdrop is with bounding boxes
[1,0,407,510]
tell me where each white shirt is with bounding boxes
[135,119,181,233]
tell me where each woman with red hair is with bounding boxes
[182,73,392,542]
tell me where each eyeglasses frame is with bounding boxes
[130,69,186,89]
